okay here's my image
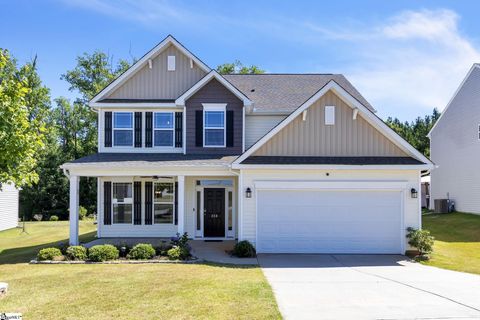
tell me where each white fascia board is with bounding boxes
[175,71,252,106]
[91,103,179,109]
[427,63,480,138]
[231,163,432,170]
[234,80,433,166]
[89,35,211,105]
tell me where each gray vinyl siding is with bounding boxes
[430,66,480,214]
[0,183,19,231]
[245,115,286,149]
[106,44,207,100]
[253,90,407,157]
[185,79,243,155]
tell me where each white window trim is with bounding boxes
[112,182,134,224]
[325,105,335,125]
[153,180,175,225]
[113,112,134,147]
[153,112,175,148]
[167,55,176,71]
[203,103,227,148]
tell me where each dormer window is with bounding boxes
[203,104,226,147]
[154,112,174,147]
[113,112,133,146]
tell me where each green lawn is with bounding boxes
[0,222,280,319]
[422,212,480,275]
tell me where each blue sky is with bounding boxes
[2,0,480,120]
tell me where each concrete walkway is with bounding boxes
[258,254,480,320]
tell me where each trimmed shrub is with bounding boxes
[88,244,119,262]
[127,243,156,260]
[155,243,173,256]
[167,246,189,260]
[232,240,256,258]
[37,247,63,261]
[66,246,87,261]
[79,206,87,220]
[49,215,59,221]
[406,227,434,256]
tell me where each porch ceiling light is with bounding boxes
[245,187,252,198]
[410,188,418,199]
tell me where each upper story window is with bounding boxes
[112,182,133,224]
[203,104,226,147]
[154,112,174,147]
[113,112,133,146]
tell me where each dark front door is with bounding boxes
[204,188,225,237]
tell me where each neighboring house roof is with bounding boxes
[427,63,480,138]
[241,156,425,165]
[224,74,375,114]
[97,98,176,103]
[64,153,237,167]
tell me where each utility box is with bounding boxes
[434,199,449,213]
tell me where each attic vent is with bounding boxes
[167,55,176,71]
[325,106,335,125]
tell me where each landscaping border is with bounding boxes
[30,258,200,265]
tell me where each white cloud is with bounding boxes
[306,9,480,119]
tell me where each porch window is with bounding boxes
[154,181,174,224]
[113,112,133,146]
[227,191,233,231]
[203,104,226,147]
[154,112,174,147]
[112,182,133,224]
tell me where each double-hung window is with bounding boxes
[154,181,174,224]
[113,112,133,146]
[203,104,226,147]
[112,182,133,224]
[154,112,174,147]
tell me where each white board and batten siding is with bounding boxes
[0,183,19,231]
[430,66,480,214]
[241,169,421,254]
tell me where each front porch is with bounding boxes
[66,167,240,246]
[83,238,257,265]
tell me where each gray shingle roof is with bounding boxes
[67,153,238,167]
[241,156,424,165]
[223,74,375,114]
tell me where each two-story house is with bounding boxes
[61,35,433,254]
[428,64,480,214]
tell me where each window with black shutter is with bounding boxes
[145,112,153,148]
[195,110,203,147]
[226,110,234,147]
[103,181,111,225]
[134,181,142,225]
[104,112,112,147]
[175,112,182,148]
[144,181,153,224]
[134,112,142,148]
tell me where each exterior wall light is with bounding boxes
[411,188,418,199]
[245,187,252,198]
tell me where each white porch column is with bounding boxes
[177,175,185,235]
[69,175,80,245]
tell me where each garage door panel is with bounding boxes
[256,189,402,254]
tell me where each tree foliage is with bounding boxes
[385,109,440,157]
[0,49,49,188]
[217,60,265,74]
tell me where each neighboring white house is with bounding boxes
[429,64,480,214]
[0,183,19,231]
[61,35,433,254]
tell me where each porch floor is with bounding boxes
[83,238,258,265]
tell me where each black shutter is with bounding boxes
[226,110,234,147]
[103,181,111,225]
[145,112,153,148]
[104,112,112,148]
[195,110,203,147]
[134,181,142,225]
[174,181,178,225]
[175,112,182,148]
[134,112,142,148]
[144,181,153,225]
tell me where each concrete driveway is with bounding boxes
[258,254,480,320]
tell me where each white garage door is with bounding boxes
[256,189,403,254]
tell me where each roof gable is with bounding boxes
[233,80,433,167]
[90,35,210,107]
